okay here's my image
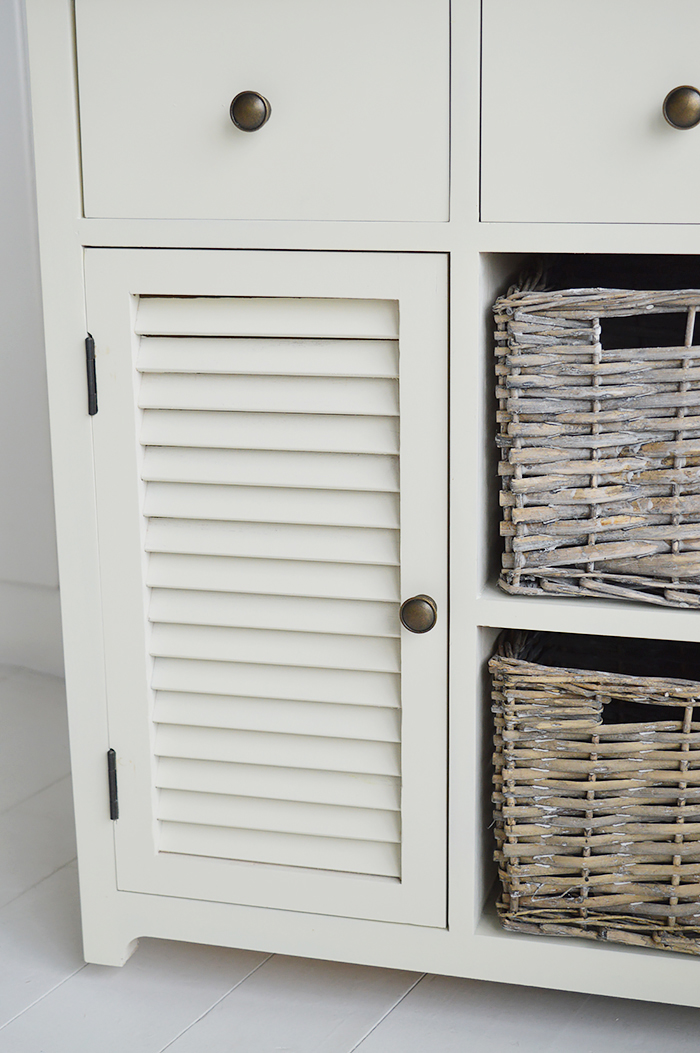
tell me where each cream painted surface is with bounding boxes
[29,0,700,1012]
[84,248,448,925]
[481,0,700,224]
[74,0,450,222]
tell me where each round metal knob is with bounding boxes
[663,85,700,129]
[400,595,438,634]
[230,91,272,132]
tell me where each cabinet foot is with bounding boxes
[82,934,140,968]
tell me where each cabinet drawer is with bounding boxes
[74,0,450,223]
[481,0,700,224]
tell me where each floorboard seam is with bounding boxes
[346,973,427,1053]
[0,771,72,818]
[0,856,77,912]
[155,952,276,1053]
[0,962,88,1033]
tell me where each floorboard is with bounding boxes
[352,974,589,1053]
[353,972,700,1053]
[0,667,70,812]
[0,939,269,1053]
[0,776,76,909]
[0,862,83,1029]
[162,954,422,1053]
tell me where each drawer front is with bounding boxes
[75,0,450,222]
[481,0,700,224]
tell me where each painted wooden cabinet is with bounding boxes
[25,0,700,1010]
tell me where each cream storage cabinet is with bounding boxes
[28,0,700,1012]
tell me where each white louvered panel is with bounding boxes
[137,337,399,377]
[144,520,399,566]
[142,447,399,492]
[146,551,400,602]
[156,759,401,812]
[155,726,400,777]
[152,659,401,708]
[159,823,400,878]
[139,291,404,880]
[152,694,401,741]
[135,296,399,339]
[149,591,400,638]
[140,410,399,454]
[86,249,447,924]
[143,482,399,529]
[157,790,400,844]
[139,373,399,415]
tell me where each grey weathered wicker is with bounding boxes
[495,285,700,606]
[491,629,700,955]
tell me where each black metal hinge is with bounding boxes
[86,333,98,415]
[107,748,119,820]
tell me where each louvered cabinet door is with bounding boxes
[85,249,447,926]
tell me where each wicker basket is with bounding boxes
[491,629,700,955]
[495,285,700,607]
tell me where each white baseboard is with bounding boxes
[0,580,63,676]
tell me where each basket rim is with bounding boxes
[495,286,700,318]
[489,653,700,700]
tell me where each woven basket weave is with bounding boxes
[491,629,700,955]
[495,285,700,607]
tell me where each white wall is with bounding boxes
[0,0,63,675]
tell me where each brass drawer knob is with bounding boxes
[663,86,700,129]
[400,595,438,634]
[230,91,272,132]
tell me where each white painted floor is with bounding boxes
[3,664,700,1051]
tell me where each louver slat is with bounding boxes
[151,659,401,708]
[141,447,399,492]
[137,290,404,880]
[149,623,401,673]
[146,554,400,601]
[156,758,401,811]
[144,519,400,566]
[137,337,399,377]
[139,373,399,415]
[155,725,401,776]
[148,590,400,638]
[152,694,401,740]
[157,789,400,843]
[140,410,399,454]
[135,296,399,339]
[159,822,401,878]
[143,482,399,529]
